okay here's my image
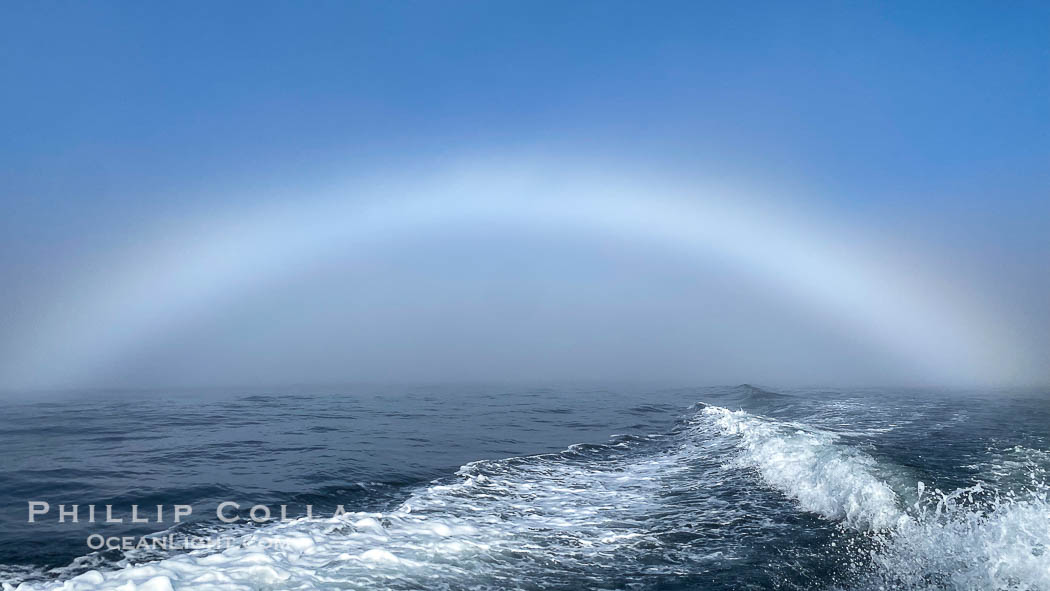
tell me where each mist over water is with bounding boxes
[2,4,1048,590]
[2,384,1047,591]
[0,164,1042,391]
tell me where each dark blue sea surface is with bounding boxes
[1,385,1047,590]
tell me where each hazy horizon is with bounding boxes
[2,2,1047,391]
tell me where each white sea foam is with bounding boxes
[7,406,1048,591]
[696,405,1050,590]
[6,434,734,591]
[866,477,1050,591]
[696,405,908,531]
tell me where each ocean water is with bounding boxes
[0,384,1047,590]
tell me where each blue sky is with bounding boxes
[1,2,1047,388]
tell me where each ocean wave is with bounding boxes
[866,478,1050,591]
[6,428,740,590]
[695,404,1050,590]
[694,404,908,531]
[7,404,1048,591]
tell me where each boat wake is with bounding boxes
[6,402,1048,591]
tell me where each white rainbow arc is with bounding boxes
[2,164,1022,388]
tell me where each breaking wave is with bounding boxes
[696,404,1050,590]
[694,405,908,531]
[872,481,1050,590]
[6,403,1048,591]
